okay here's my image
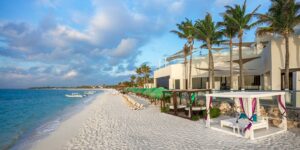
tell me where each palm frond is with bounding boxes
[259,0,300,35]
[194,13,223,50]
[170,30,187,39]
[224,14,240,29]
[248,21,261,29]
[256,27,274,36]
[250,5,261,16]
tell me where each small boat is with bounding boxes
[84,91,96,95]
[65,93,83,98]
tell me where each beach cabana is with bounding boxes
[205,92,287,140]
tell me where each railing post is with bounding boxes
[189,92,192,118]
[173,92,177,115]
[161,92,165,109]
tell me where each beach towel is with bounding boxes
[191,93,196,103]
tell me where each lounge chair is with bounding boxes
[184,107,206,111]
[184,107,206,116]
[220,116,269,134]
[169,105,186,110]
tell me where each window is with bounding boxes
[192,77,201,89]
[156,76,170,89]
[253,76,260,86]
[175,79,180,89]
[281,72,293,90]
[192,77,207,89]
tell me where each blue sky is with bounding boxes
[0,0,273,88]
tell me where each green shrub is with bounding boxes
[162,96,171,103]
[161,106,169,113]
[210,108,220,118]
[203,108,220,118]
[191,115,200,121]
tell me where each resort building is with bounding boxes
[154,34,300,107]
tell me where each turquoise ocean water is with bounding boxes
[0,89,100,150]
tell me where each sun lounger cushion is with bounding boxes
[239,113,257,122]
[184,107,206,111]
[169,105,186,109]
[221,117,268,133]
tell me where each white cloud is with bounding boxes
[168,0,185,13]
[110,38,138,57]
[63,70,78,79]
[214,0,236,7]
[106,65,136,77]
[51,25,89,41]
[46,25,89,48]
[85,3,156,46]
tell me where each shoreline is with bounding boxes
[29,90,110,150]
[29,88,105,91]
[0,89,104,150]
[24,92,99,150]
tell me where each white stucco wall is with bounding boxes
[154,66,171,78]
[270,35,300,90]
[154,63,185,89]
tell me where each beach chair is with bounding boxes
[220,116,269,135]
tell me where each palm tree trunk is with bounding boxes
[238,32,244,90]
[144,75,146,87]
[284,35,290,90]
[184,56,187,89]
[211,51,215,89]
[208,55,211,89]
[229,37,233,90]
[207,39,214,89]
[189,45,193,89]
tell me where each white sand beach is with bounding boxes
[31,89,300,150]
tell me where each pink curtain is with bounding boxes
[278,95,287,117]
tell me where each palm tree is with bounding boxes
[218,14,239,90]
[136,77,143,87]
[224,0,260,90]
[171,18,195,89]
[130,75,136,86]
[136,67,142,87]
[136,67,142,76]
[195,13,223,89]
[140,64,151,85]
[135,67,143,76]
[257,0,300,90]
